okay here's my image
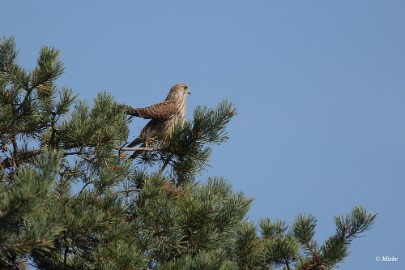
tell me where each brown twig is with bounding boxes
[119,147,157,152]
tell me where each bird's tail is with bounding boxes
[127,137,143,148]
[129,143,145,159]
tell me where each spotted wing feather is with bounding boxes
[126,100,179,119]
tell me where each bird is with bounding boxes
[126,83,190,158]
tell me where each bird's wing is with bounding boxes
[126,100,179,119]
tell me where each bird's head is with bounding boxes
[166,83,190,100]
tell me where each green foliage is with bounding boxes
[0,37,376,270]
[0,149,64,268]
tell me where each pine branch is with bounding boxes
[316,206,377,268]
[0,149,41,169]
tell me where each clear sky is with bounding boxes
[2,1,404,269]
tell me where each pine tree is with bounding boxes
[0,37,376,270]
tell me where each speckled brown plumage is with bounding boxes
[126,83,190,156]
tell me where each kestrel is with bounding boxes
[126,83,190,157]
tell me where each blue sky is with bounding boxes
[2,1,404,269]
